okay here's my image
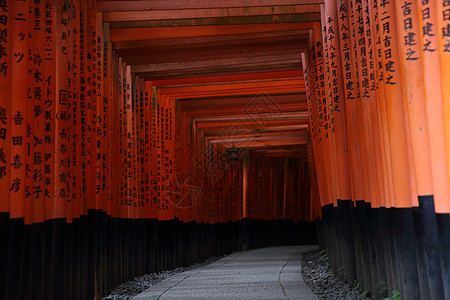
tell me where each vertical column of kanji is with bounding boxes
[309,28,328,207]
[366,0,386,206]
[170,97,177,220]
[103,22,112,215]
[171,98,177,219]
[29,0,46,225]
[140,78,147,216]
[151,85,159,220]
[125,65,133,217]
[66,0,75,222]
[138,78,146,215]
[85,0,96,211]
[369,0,394,208]
[130,74,137,216]
[9,0,28,221]
[168,96,175,219]
[325,0,352,202]
[23,0,33,226]
[155,89,161,219]
[163,94,170,220]
[175,105,182,221]
[79,0,88,217]
[0,2,9,299]
[134,75,141,216]
[335,0,363,202]
[95,12,105,212]
[321,5,339,206]
[164,95,173,220]
[71,0,81,220]
[134,76,140,216]
[362,0,385,208]
[111,52,118,218]
[118,57,125,217]
[347,0,373,205]
[0,0,9,217]
[54,0,71,219]
[144,81,154,219]
[188,116,195,222]
[395,0,434,204]
[417,1,450,214]
[316,22,334,207]
[157,92,164,219]
[119,59,126,215]
[437,0,450,214]
[377,1,416,208]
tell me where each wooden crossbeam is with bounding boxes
[103,5,320,22]
[97,0,324,12]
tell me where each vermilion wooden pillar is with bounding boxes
[10,0,28,221]
[0,0,10,216]
[437,0,450,214]
[395,0,434,202]
[377,1,416,208]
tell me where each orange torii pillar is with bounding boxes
[304,1,450,299]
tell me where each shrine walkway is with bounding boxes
[134,246,318,300]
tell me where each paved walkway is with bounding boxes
[134,246,318,300]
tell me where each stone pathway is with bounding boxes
[134,246,318,300]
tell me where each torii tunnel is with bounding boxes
[0,0,450,299]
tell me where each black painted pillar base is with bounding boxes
[321,197,449,300]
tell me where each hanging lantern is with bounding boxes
[226,145,241,162]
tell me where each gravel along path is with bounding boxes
[103,256,223,300]
[302,250,371,300]
[106,249,372,300]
